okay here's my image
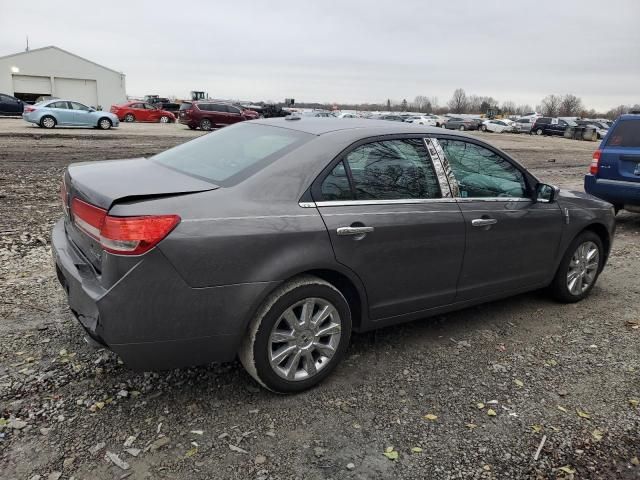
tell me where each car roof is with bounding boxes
[251,117,452,136]
[619,114,640,121]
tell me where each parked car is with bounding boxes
[480,119,516,133]
[376,114,405,122]
[0,93,25,115]
[585,113,640,213]
[577,120,609,139]
[302,111,334,118]
[531,117,576,136]
[444,117,478,131]
[404,115,437,126]
[333,112,359,119]
[425,114,447,127]
[23,99,119,129]
[143,95,180,114]
[52,118,614,393]
[514,117,534,134]
[178,101,258,130]
[110,101,176,123]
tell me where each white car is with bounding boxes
[480,119,516,133]
[404,115,437,126]
[333,112,359,119]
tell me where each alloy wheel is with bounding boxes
[99,119,111,130]
[125,114,135,122]
[42,117,55,128]
[268,297,341,381]
[566,241,599,296]
[160,116,169,123]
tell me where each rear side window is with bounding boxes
[211,104,228,112]
[152,123,311,185]
[606,120,640,147]
[537,118,551,124]
[321,138,441,201]
[49,101,68,109]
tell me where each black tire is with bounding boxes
[124,113,135,123]
[200,118,212,131]
[481,125,487,132]
[550,231,604,303]
[536,128,543,135]
[97,117,112,130]
[40,115,56,129]
[459,125,466,131]
[239,275,352,393]
[187,125,196,130]
[159,115,170,123]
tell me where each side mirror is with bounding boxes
[535,183,560,203]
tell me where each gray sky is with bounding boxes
[2,0,639,111]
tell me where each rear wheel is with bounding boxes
[536,128,543,135]
[159,115,170,123]
[124,113,135,122]
[481,125,487,132]
[550,231,603,303]
[98,118,112,130]
[459,125,466,131]
[200,118,212,131]
[40,115,56,129]
[239,275,352,393]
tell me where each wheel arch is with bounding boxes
[97,116,112,127]
[581,222,611,269]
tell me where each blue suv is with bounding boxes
[584,113,640,213]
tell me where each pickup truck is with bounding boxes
[143,95,180,114]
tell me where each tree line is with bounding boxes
[292,89,639,120]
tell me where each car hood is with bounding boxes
[67,157,218,209]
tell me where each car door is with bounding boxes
[312,136,466,320]
[48,101,74,125]
[0,95,22,114]
[433,136,563,300]
[69,101,94,126]
[143,103,160,122]
[130,103,148,121]
[225,105,244,124]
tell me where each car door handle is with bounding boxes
[471,218,498,227]
[337,226,374,236]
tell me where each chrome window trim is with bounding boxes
[455,197,532,203]
[314,198,458,207]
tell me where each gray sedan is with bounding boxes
[52,118,615,392]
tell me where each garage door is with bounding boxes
[54,78,98,108]
[12,75,52,95]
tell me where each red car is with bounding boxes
[178,101,259,130]
[110,101,176,123]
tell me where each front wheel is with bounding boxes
[536,128,543,135]
[124,113,135,122]
[550,231,603,303]
[481,125,487,132]
[159,115,170,123]
[98,118,112,130]
[459,125,466,131]
[200,118,212,131]
[239,275,352,393]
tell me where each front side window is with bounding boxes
[144,103,157,110]
[438,139,526,198]
[69,102,89,111]
[228,106,241,114]
[321,139,441,201]
[211,104,228,113]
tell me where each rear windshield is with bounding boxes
[606,120,640,148]
[179,102,192,110]
[152,123,312,185]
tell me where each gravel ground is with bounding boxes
[1,119,639,480]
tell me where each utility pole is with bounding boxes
[25,35,29,52]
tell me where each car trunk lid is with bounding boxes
[597,119,640,181]
[63,158,218,270]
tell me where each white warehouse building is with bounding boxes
[0,46,126,109]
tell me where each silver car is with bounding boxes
[23,99,119,129]
[514,117,534,133]
[52,118,615,393]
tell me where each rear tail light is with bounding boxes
[71,198,180,255]
[590,150,601,175]
[24,106,36,113]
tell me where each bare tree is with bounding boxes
[559,94,583,117]
[401,99,408,112]
[515,104,533,115]
[540,95,561,117]
[448,88,468,114]
[501,101,516,115]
